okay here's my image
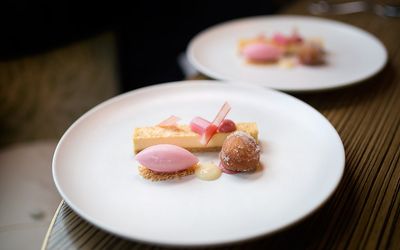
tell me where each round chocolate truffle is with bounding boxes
[219,131,260,172]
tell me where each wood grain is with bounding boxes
[43,2,400,250]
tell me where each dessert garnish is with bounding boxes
[238,29,325,67]
[220,131,260,172]
[272,30,303,47]
[217,119,236,133]
[190,102,231,145]
[158,115,181,128]
[189,116,213,137]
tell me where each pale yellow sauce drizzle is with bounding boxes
[278,58,296,68]
[195,162,222,181]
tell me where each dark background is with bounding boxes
[0,1,287,91]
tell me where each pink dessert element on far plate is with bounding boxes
[136,144,198,172]
[289,30,303,43]
[272,33,290,46]
[242,43,282,62]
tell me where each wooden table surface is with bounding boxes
[42,1,400,250]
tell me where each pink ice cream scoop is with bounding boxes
[136,144,199,172]
[243,43,282,62]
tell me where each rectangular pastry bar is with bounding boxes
[133,122,258,153]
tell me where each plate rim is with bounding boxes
[52,80,346,247]
[187,14,388,92]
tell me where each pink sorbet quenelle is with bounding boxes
[243,43,282,62]
[136,144,199,172]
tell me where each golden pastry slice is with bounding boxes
[133,122,258,153]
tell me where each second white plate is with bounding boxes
[187,15,387,92]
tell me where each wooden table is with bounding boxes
[42,2,400,250]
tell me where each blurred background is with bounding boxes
[0,1,286,248]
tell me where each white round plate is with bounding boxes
[53,81,345,247]
[187,15,387,92]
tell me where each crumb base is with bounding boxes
[138,165,195,181]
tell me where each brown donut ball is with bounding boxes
[297,42,325,65]
[220,131,260,172]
